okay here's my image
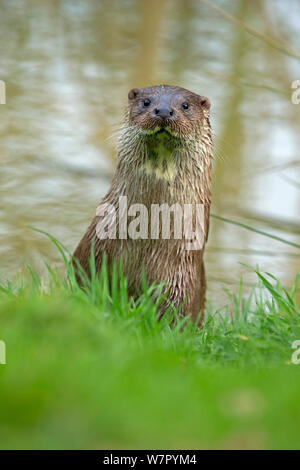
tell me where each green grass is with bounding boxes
[0,236,300,449]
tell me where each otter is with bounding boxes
[73,85,213,325]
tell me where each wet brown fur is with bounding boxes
[73,85,213,325]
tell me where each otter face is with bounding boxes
[127,85,211,138]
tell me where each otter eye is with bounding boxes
[182,102,189,110]
[143,98,151,107]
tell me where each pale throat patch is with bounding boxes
[141,129,179,181]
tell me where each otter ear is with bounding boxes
[128,88,140,101]
[199,96,211,111]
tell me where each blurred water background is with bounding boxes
[0,0,299,306]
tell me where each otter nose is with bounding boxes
[154,107,174,118]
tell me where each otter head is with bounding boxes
[118,85,212,180]
[127,85,211,142]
